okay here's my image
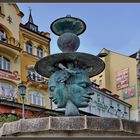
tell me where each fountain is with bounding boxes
[34,15,105,116]
[0,16,139,138]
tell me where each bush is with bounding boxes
[0,114,19,122]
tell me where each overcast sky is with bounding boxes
[17,3,140,56]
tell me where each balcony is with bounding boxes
[27,73,48,89]
[0,40,21,59]
[0,94,17,102]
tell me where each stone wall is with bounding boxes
[0,116,140,137]
[0,123,4,128]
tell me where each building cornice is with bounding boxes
[20,23,51,41]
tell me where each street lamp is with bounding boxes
[18,82,26,119]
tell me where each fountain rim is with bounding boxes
[50,16,86,36]
[34,52,105,78]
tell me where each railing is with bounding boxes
[28,73,47,84]
[0,94,17,102]
[0,37,20,48]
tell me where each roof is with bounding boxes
[20,23,51,41]
[129,52,137,58]
[10,3,24,18]
[101,48,137,59]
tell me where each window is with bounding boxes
[30,24,37,32]
[28,67,35,80]
[124,106,128,116]
[110,99,113,106]
[97,94,100,102]
[0,82,16,101]
[28,91,45,106]
[26,42,32,54]
[116,103,122,117]
[0,29,7,42]
[117,103,120,110]
[0,56,10,71]
[37,47,43,58]
[101,96,104,104]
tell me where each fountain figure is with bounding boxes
[35,15,105,116]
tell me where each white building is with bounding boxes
[81,84,131,120]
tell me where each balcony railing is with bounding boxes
[28,73,47,84]
[0,39,22,52]
[0,36,20,47]
[0,94,17,102]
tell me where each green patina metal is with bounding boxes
[50,15,86,36]
[35,52,105,78]
[48,68,94,116]
[35,15,105,116]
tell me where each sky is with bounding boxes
[17,3,140,56]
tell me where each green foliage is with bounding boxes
[0,114,20,122]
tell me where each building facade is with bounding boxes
[81,84,131,120]
[0,3,51,118]
[0,3,135,120]
[92,48,139,121]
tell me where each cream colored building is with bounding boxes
[92,48,139,120]
[0,3,51,118]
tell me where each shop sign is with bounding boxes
[123,85,136,100]
[116,68,129,90]
[0,70,20,81]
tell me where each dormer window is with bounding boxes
[25,9,38,32]
[0,29,7,42]
[26,42,32,54]
[37,47,43,58]
[29,24,38,32]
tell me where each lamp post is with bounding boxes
[18,82,26,119]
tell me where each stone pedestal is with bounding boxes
[0,116,140,137]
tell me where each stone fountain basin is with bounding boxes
[0,116,140,137]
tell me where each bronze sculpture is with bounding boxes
[35,15,105,116]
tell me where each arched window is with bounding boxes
[0,82,16,101]
[37,47,43,58]
[28,91,45,106]
[26,42,32,54]
[0,56,10,71]
[0,29,7,42]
